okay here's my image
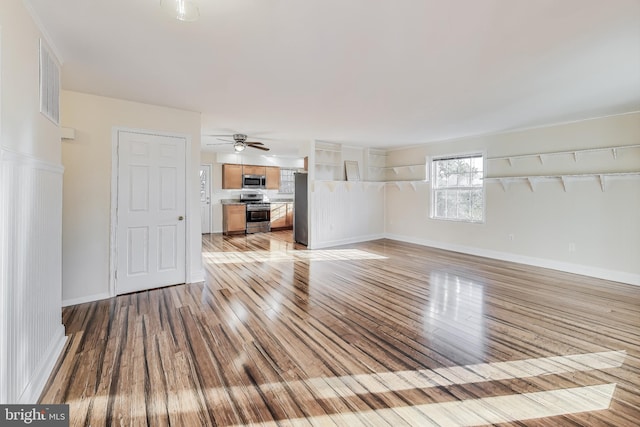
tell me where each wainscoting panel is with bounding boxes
[0,149,66,403]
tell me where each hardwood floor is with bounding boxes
[40,232,640,426]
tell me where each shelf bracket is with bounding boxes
[392,167,400,175]
[560,176,569,192]
[573,152,579,162]
[526,177,538,192]
[409,182,417,192]
[507,157,514,167]
[598,174,606,192]
[498,178,510,192]
[611,148,618,159]
[539,154,546,164]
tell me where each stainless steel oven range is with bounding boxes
[241,193,271,234]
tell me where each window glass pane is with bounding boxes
[435,190,446,217]
[470,189,483,221]
[431,154,484,222]
[457,190,470,219]
[279,168,295,193]
[472,172,483,186]
[446,191,457,217]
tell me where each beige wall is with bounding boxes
[0,0,66,403]
[1,1,61,160]
[385,113,640,284]
[61,90,202,304]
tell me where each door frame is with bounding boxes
[109,127,192,297]
[200,163,213,234]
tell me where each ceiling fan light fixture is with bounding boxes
[234,141,246,152]
[160,0,200,22]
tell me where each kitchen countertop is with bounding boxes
[220,199,243,205]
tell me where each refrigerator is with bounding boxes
[293,172,308,246]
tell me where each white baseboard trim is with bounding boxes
[385,233,640,286]
[17,325,67,404]
[310,233,386,250]
[189,268,206,284]
[62,292,112,307]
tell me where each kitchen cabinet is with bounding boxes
[266,166,280,190]
[222,164,243,189]
[243,165,266,176]
[286,202,294,227]
[270,202,294,230]
[222,204,246,235]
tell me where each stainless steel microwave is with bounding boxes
[242,174,266,189]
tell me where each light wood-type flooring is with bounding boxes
[40,232,640,426]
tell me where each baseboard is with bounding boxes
[62,292,112,307]
[17,325,67,404]
[310,233,386,250]
[189,268,206,284]
[385,233,640,286]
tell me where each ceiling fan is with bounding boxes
[206,133,270,152]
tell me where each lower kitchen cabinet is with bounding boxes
[223,204,246,235]
[270,202,294,230]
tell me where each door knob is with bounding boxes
[178,216,184,221]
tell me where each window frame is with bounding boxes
[278,168,296,194]
[429,151,486,224]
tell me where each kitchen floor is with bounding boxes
[40,233,640,426]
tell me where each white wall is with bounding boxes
[385,113,640,285]
[60,91,203,305]
[0,0,66,403]
[309,181,386,248]
[201,150,305,233]
[308,143,386,248]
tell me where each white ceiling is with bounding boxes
[27,0,640,155]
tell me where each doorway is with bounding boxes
[200,164,212,234]
[113,130,187,295]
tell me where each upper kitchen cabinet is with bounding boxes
[266,166,280,190]
[243,165,266,176]
[222,164,243,189]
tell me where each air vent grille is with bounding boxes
[39,39,60,125]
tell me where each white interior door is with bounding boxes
[116,131,186,294]
[200,164,212,234]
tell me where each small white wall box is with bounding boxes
[61,127,76,140]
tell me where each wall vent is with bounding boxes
[39,39,60,125]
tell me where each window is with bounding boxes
[431,154,484,222]
[279,168,296,194]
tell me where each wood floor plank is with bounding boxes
[39,232,640,426]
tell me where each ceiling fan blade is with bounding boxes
[216,138,234,142]
[249,145,270,151]
[246,141,264,145]
[206,142,233,146]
